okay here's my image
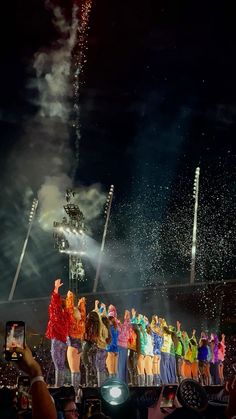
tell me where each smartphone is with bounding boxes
[84,398,101,418]
[5,321,25,361]
[17,375,31,410]
[160,385,178,408]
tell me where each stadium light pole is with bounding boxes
[8,198,38,301]
[190,167,200,285]
[93,185,114,293]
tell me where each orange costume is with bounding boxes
[66,292,86,394]
[66,293,86,340]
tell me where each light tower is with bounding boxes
[190,167,200,284]
[93,185,114,293]
[8,198,38,301]
[53,189,86,298]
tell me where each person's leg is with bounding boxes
[82,341,90,386]
[128,350,134,385]
[218,361,224,384]
[88,343,98,386]
[51,339,67,386]
[198,361,204,385]
[113,352,118,377]
[118,346,128,383]
[96,348,108,386]
[176,356,183,383]
[205,362,210,385]
[67,347,81,373]
[137,354,145,386]
[153,355,161,385]
[160,352,167,384]
[169,354,177,383]
[191,361,199,381]
[106,352,115,376]
[133,352,138,385]
[67,338,82,392]
[213,361,220,385]
[210,362,214,385]
[144,355,153,386]
[182,360,191,379]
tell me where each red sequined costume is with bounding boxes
[45,289,70,387]
[46,291,70,342]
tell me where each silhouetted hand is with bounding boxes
[16,345,42,379]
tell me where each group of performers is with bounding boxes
[45,279,226,394]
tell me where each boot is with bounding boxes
[71,372,81,392]
[146,374,153,386]
[153,374,161,386]
[85,369,93,387]
[55,369,65,387]
[140,374,145,386]
[137,374,145,386]
[97,371,108,387]
[97,371,102,387]
[137,374,141,386]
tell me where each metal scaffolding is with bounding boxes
[53,189,86,298]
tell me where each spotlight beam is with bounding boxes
[8,198,38,301]
[93,185,114,293]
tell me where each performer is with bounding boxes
[136,314,147,386]
[182,329,198,381]
[144,322,154,386]
[83,303,100,387]
[66,292,86,392]
[160,319,172,384]
[117,310,132,384]
[174,320,184,383]
[45,279,70,387]
[150,315,163,386]
[218,333,226,385]
[198,331,211,385]
[106,304,119,377]
[209,332,220,385]
[168,326,177,384]
[94,301,111,386]
[127,323,139,386]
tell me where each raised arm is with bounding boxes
[16,345,56,419]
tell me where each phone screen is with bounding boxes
[5,321,25,361]
[84,398,101,418]
[160,385,178,408]
[17,376,31,410]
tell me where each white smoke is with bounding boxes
[38,180,107,231]
[33,4,77,120]
[38,174,72,231]
[76,184,107,221]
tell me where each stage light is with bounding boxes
[100,378,129,406]
[109,386,122,398]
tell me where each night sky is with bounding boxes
[0,0,235,302]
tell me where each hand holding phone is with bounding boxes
[5,321,25,361]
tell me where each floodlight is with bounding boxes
[100,378,129,406]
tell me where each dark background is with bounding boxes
[0,0,235,305]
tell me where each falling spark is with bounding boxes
[72,0,93,164]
